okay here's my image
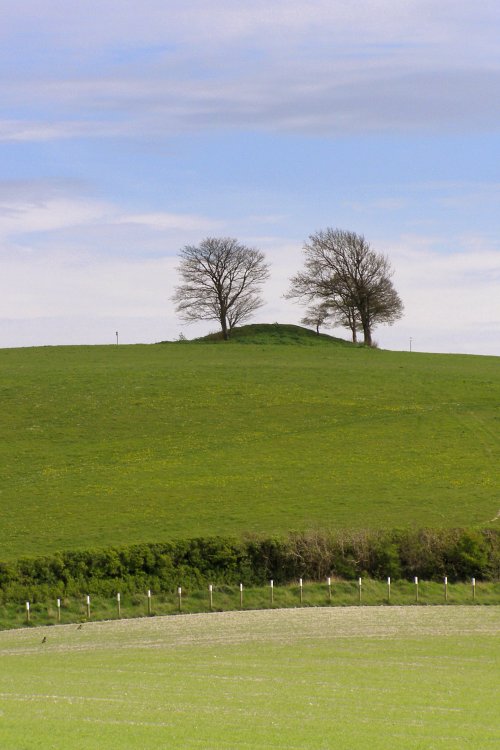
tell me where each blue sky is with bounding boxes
[1,1,499,353]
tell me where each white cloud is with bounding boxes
[3,2,500,56]
[0,184,225,253]
[378,236,500,354]
[0,197,110,238]
[115,212,223,232]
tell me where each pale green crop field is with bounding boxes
[1,335,499,558]
[0,606,498,749]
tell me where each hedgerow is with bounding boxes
[0,528,498,603]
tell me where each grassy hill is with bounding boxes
[1,324,499,559]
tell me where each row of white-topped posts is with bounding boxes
[22,577,483,626]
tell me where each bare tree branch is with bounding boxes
[287,228,403,346]
[172,237,270,340]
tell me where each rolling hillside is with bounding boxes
[1,325,499,559]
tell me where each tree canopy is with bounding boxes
[287,228,403,345]
[172,237,270,340]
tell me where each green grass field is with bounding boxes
[1,325,499,559]
[0,606,498,749]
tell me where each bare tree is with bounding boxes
[301,300,363,342]
[300,303,331,335]
[287,228,403,346]
[172,237,270,340]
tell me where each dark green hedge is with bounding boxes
[0,528,498,602]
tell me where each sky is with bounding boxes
[1,1,499,355]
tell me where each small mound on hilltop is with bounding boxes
[190,323,352,345]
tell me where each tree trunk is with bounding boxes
[220,315,229,340]
[358,301,372,346]
[362,322,372,346]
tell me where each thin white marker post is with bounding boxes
[327,577,332,603]
[299,578,303,605]
[56,598,61,623]
[117,592,121,619]
[270,579,274,606]
[147,589,152,615]
[209,584,213,611]
[239,583,243,609]
[358,577,362,605]
[387,576,391,603]
[472,577,476,602]
[414,577,419,603]
[25,601,30,623]
[177,587,182,612]
[444,577,448,603]
[86,595,91,619]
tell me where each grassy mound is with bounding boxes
[190,322,352,345]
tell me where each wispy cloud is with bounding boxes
[2,2,500,140]
[0,183,224,250]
